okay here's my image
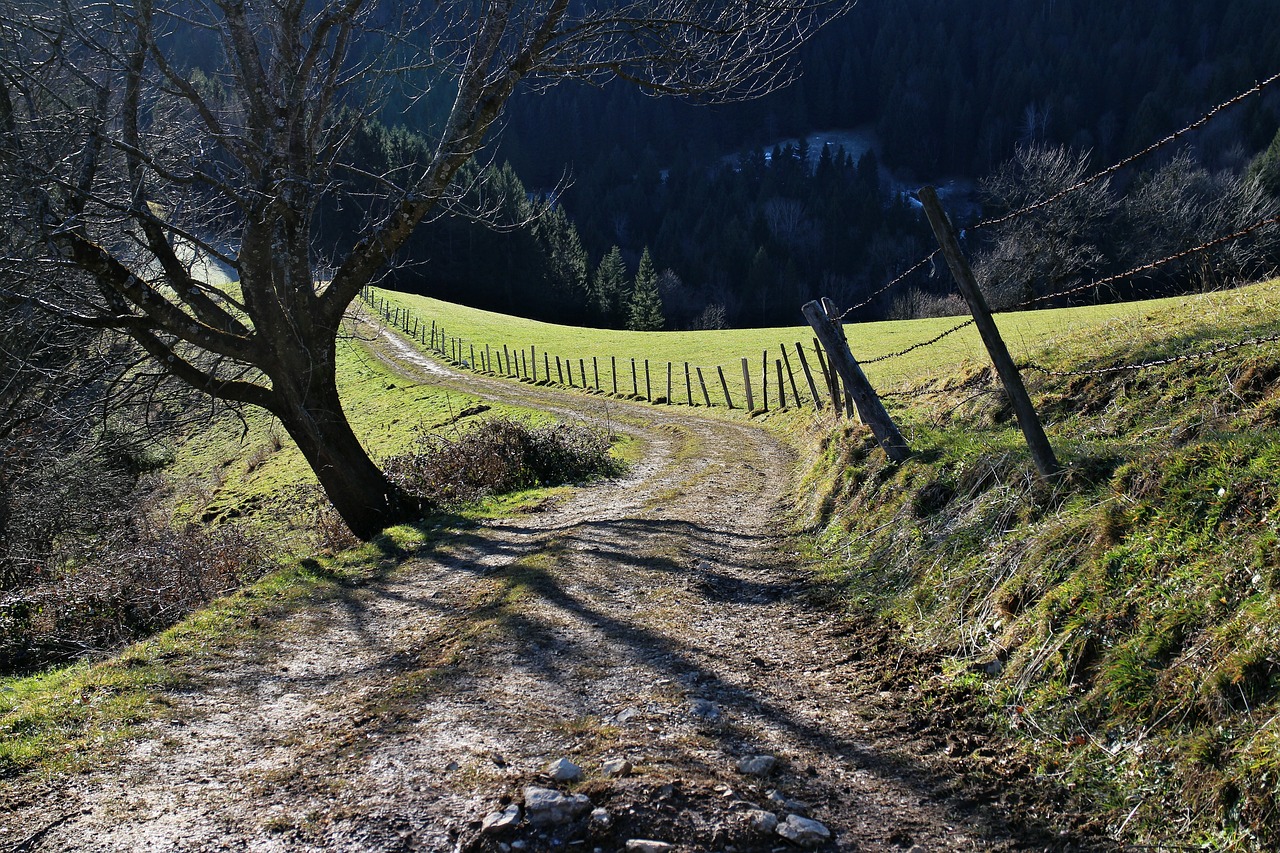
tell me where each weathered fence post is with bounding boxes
[556,356,565,385]
[761,349,769,411]
[919,186,1061,478]
[631,358,638,396]
[684,362,693,405]
[802,300,911,462]
[644,360,651,401]
[666,362,673,404]
[697,368,712,407]
[717,366,734,409]
[611,356,618,395]
[742,358,755,411]
[781,345,802,404]
[581,359,588,392]
[795,343,823,409]
[593,356,600,390]
[776,359,787,408]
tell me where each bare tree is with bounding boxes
[0,0,842,538]
[973,144,1116,309]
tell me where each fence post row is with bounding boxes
[918,186,1061,478]
[795,343,822,409]
[802,299,910,462]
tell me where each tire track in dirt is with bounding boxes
[4,326,1103,852]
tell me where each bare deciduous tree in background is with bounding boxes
[0,0,842,538]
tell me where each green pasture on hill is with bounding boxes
[368,286,1273,405]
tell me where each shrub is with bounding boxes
[383,417,621,507]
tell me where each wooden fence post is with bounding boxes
[742,358,754,411]
[644,360,651,401]
[684,362,693,405]
[666,362,673,404]
[761,349,769,411]
[812,337,840,415]
[593,356,599,390]
[611,356,618,395]
[697,367,712,407]
[556,356,565,385]
[919,186,1061,478]
[802,300,911,462]
[780,344,802,404]
[776,359,787,408]
[581,359,587,391]
[470,344,476,369]
[717,366,734,409]
[631,358,638,396]
[795,343,823,409]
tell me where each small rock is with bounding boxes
[776,814,831,847]
[524,786,592,826]
[601,758,632,778]
[616,707,640,723]
[444,760,460,772]
[689,698,721,720]
[481,804,521,834]
[736,754,776,776]
[744,809,778,834]
[546,758,584,782]
[625,842,673,853]
[589,807,613,829]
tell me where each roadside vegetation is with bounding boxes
[798,280,1280,849]
[6,282,1280,849]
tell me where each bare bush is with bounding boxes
[0,518,271,674]
[384,418,621,508]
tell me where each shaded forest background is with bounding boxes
[313,0,1280,327]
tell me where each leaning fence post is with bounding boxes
[717,366,734,409]
[776,359,787,408]
[631,358,638,396]
[795,343,823,410]
[684,362,693,405]
[780,345,802,404]
[697,367,712,407]
[812,337,841,416]
[919,186,1061,478]
[802,300,910,462]
[742,358,755,411]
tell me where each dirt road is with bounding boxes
[3,329,1101,852]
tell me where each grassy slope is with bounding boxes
[371,288,1195,398]
[797,280,1280,849]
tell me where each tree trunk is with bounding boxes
[274,382,423,540]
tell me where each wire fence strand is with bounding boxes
[1020,329,1280,377]
[1016,212,1280,310]
[860,318,975,364]
[970,70,1280,233]
[836,250,940,321]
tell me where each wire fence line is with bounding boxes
[826,68,1280,357]
[1020,329,1280,378]
[970,69,1280,234]
[1015,212,1280,310]
[357,287,844,414]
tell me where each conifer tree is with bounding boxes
[627,249,665,330]
[593,246,628,326]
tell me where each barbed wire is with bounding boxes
[836,250,940,322]
[860,317,975,364]
[1020,329,1280,377]
[1016,212,1280,309]
[970,70,1280,233]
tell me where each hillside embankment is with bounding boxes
[0,321,1105,851]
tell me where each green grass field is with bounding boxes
[369,287,1266,405]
